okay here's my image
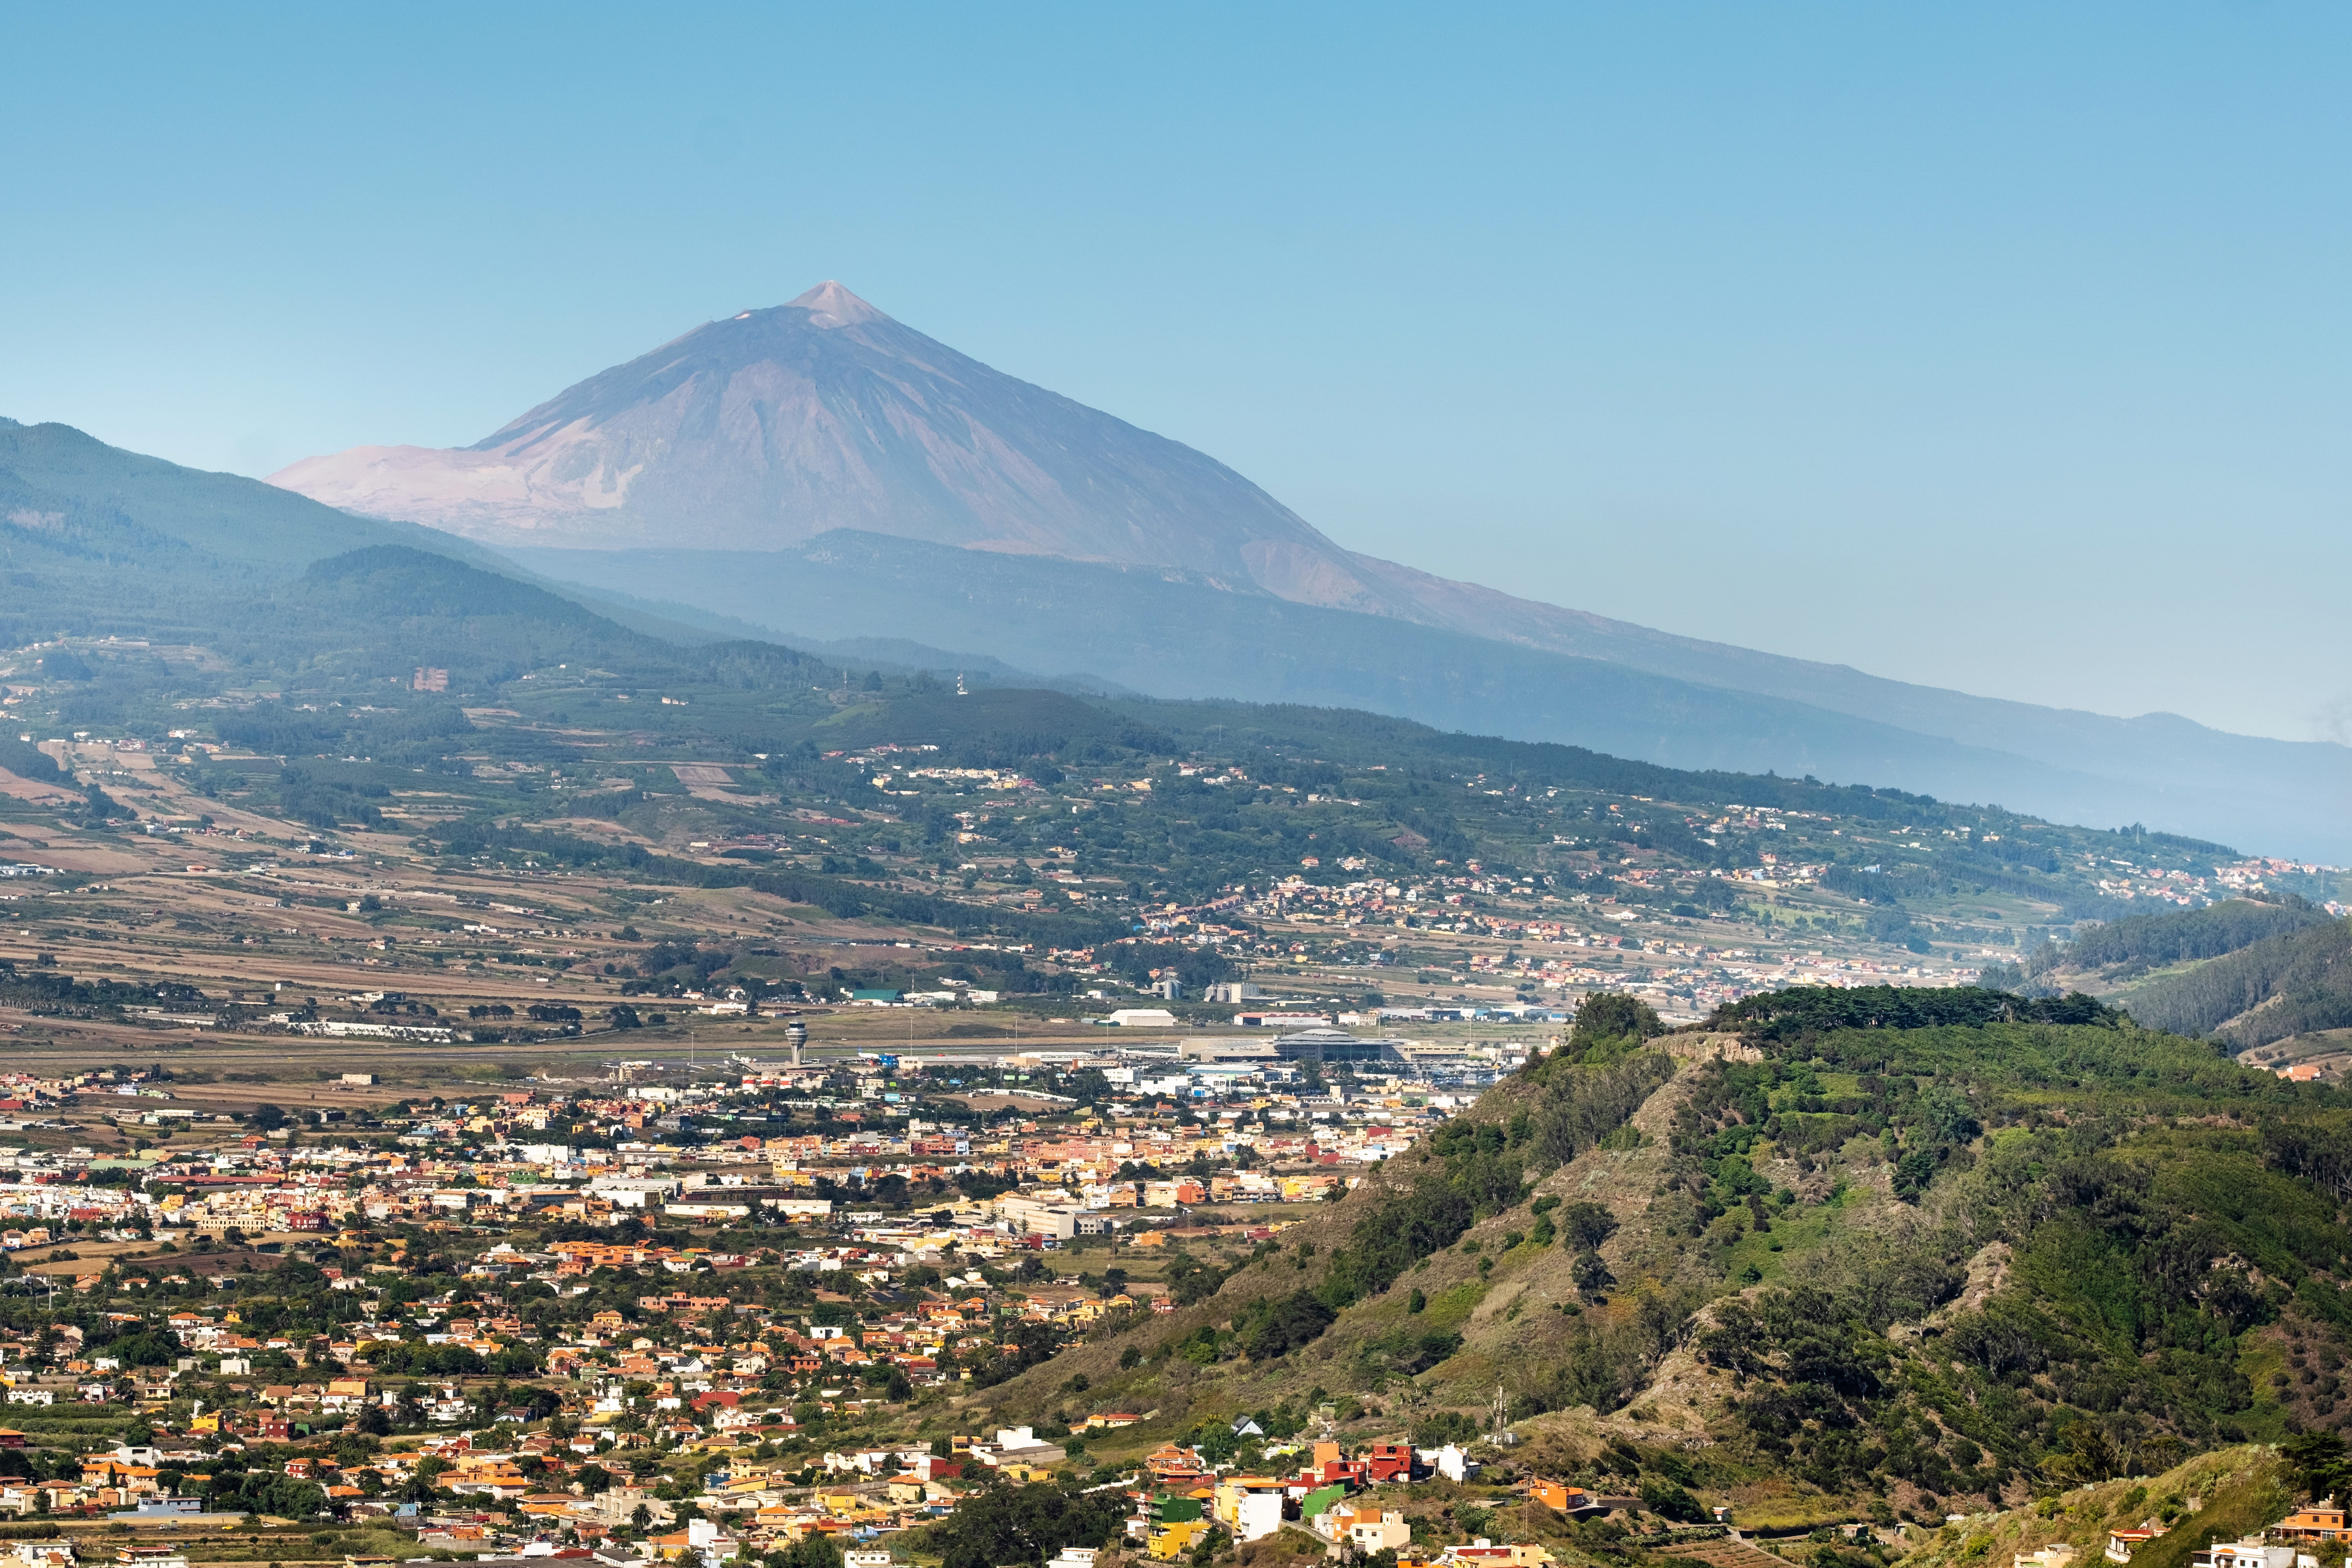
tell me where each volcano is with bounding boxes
[267,284,2352,860]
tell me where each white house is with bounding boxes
[1229,1492,1283,1542]
[2192,1544,2305,1568]
[1432,1444,1479,1482]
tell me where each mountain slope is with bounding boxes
[0,418,760,661]
[1336,547,2352,829]
[500,533,2350,859]
[0,416,486,571]
[2125,918,2352,1048]
[1988,899,2352,1054]
[266,281,1390,598]
[265,286,2352,859]
[983,990,2352,1522]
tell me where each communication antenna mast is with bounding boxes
[1488,1383,1511,1445]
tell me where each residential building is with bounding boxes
[2190,1542,2303,1568]
[1318,1508,1411,1553]
[2271,1503,2352,1545]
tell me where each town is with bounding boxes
[0,1035,1689,1568]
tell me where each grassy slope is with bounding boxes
[968,1003,2352,1546]
[969,1032,1934,1466]
[965,1047,1693,1441]
[0,418,485,569]
[1897,1447,2288,1568]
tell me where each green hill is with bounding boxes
[0,419,731,663]
[1898,1445,2288,1568]
[972,990,2352,1525]
[0,416,473,569]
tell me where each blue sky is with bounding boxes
[2,3,2346,742]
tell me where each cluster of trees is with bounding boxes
[2063,897,2326,972]
[0,963,219,1015]
[811,684,1166,769]
[274,764,390,831]
[201,1459,329,1521]
[217,702,476,759]
[2264,1115,2352,1204]
[1567,991,1663,1057]
[909,1474,1127,1568]
[966,1321,1073,1391]
[1707,984,2119,1041]
[0,735,67,785]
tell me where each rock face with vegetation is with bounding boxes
[983,984,2352,1537]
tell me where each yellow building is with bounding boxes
[1150,1521,1215,1559]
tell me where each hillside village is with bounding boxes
[0,978,2345,1568]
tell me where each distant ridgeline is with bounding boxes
[0,414,2331,946]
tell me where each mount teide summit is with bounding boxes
[268,282,1696,629]
[270,284,2352,858]
[271,281,1398,605]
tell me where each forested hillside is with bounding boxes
[2129,919,2352,1047]
[1994,898,2352,1051]
[2057,898,2327,972]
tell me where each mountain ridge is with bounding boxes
[961,989,2352,1524]
[270,281,1384,594]
[500,532,2352,859]
[247,290,2352,858]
